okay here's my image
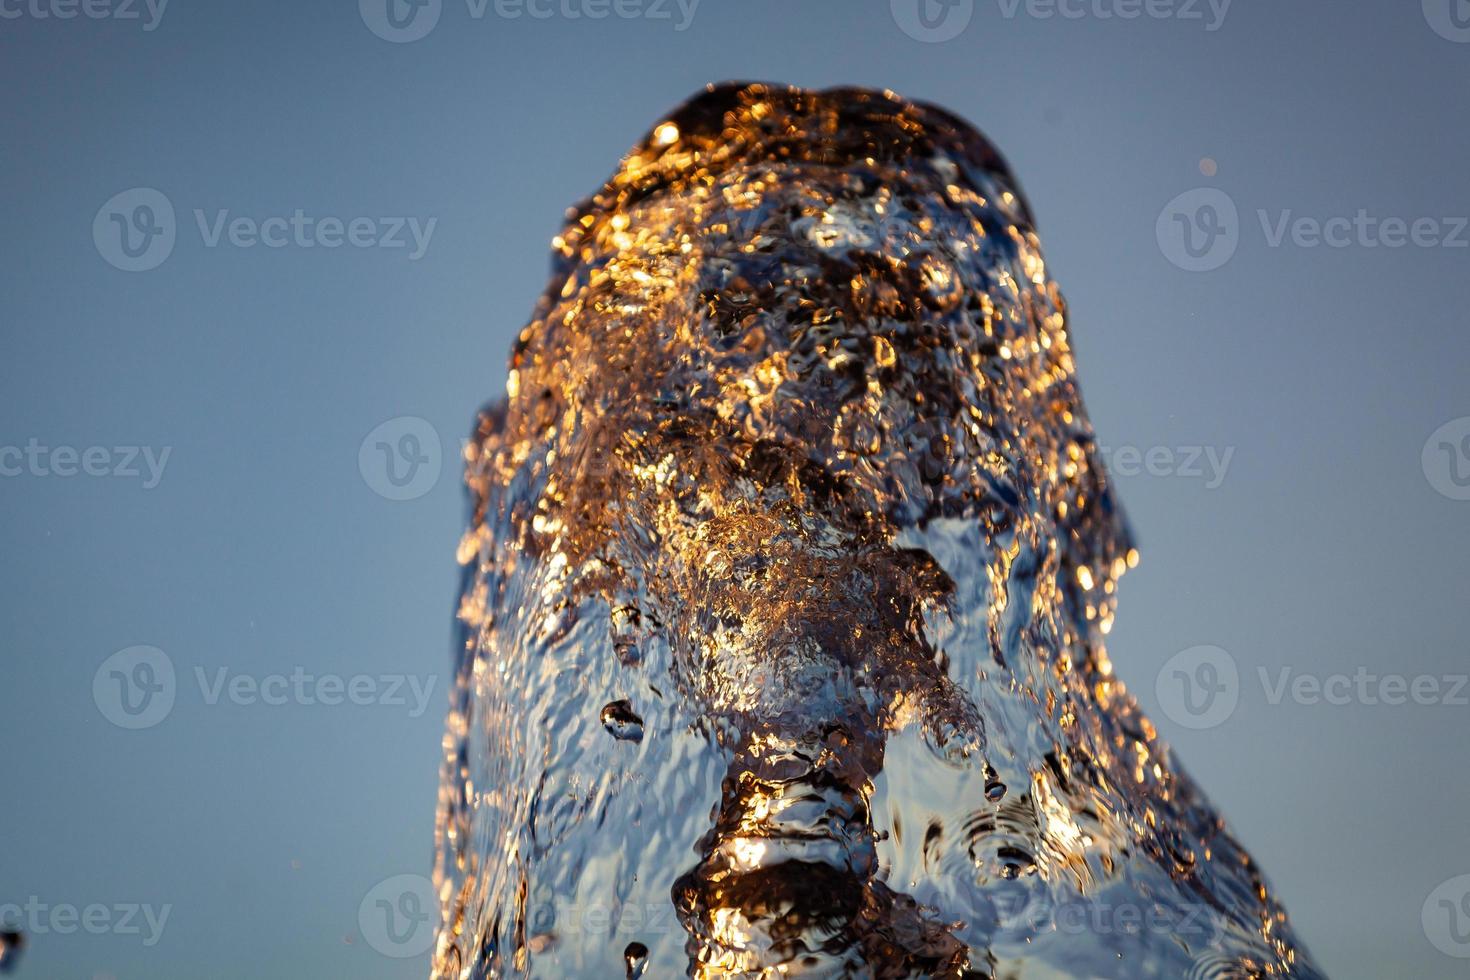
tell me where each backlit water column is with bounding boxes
[431,82,1323,980]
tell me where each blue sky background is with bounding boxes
[3,1,1469,976]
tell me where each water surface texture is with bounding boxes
[432,82,1322,979]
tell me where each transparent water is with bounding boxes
[431,82,1323,979]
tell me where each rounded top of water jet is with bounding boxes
[595,81,1027,212]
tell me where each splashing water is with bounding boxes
[431,82,1323,979]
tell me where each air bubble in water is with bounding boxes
[600,700,644,742]
[623,941,649,979]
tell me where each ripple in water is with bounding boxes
[430,82,1324,979]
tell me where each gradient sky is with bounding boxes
[3,1,1469,977]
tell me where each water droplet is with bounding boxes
[0,929,25,973]
[601,700,645,742]
[624,940,649,979]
